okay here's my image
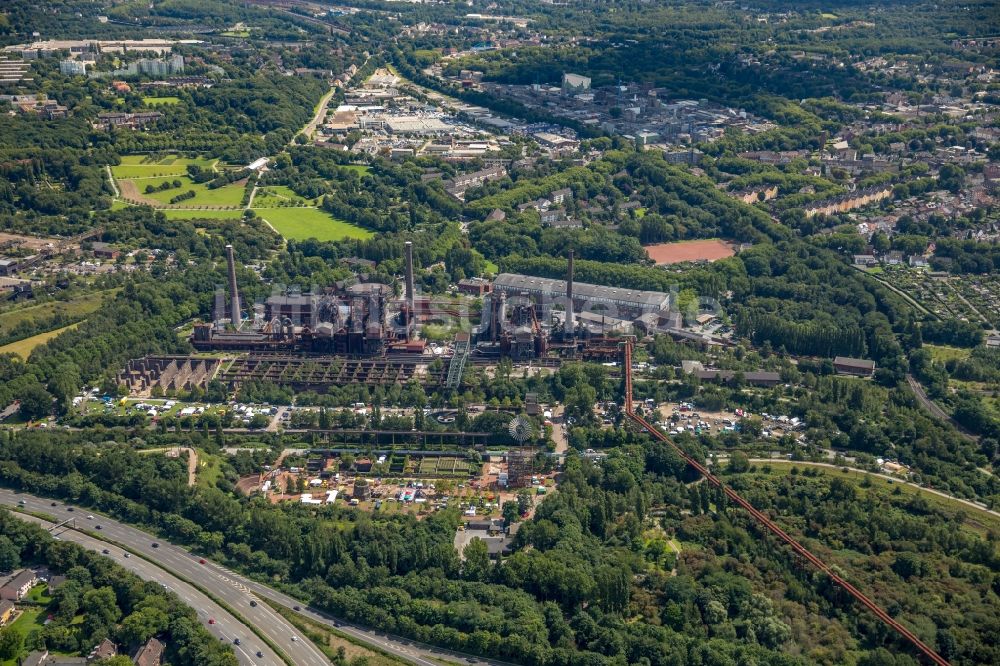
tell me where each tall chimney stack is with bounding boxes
[404,241,415,338]
[404,241,415,306]
[226,244,241,328]
[565,250,574,338]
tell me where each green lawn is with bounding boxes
[0,290,111,331]
[0,323,80,358]
[925,344,972,363]
[143,96,181,106]
[24,583,52,605]
[196,450,225,489]
[255,207,374,241]
[160,209,245,221]
[253,185,319,208]
[138,176,245,207]
[112,156,216,179]
[2,607,45,663]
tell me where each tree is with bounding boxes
[516,490,533,516]
[19,381,53,420]
[0,536,20,571]
[727,451,750,473]
[502,501,520,526]
[462,538,492,582]
[0,627,23,661]
[83,586,122,638]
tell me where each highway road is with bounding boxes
[7,509,280,666]
[0,489,328,666]
[0,489,508,666]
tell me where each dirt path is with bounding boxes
[104,166,120,198]
[117,179,163,206]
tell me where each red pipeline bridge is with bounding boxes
[621,338,950,666]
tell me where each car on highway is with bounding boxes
[95,525,102,530]
[102,549,110,554]
[151,542,159,548]
[123,552,130,558]
[291,636,298,642]
[51,502,57,506]
[199,558,206,564]
[208,618,215,625]
[233,638,241,645]
[293,605,300,611]
[66,507,74,512]
[87,515,94,520]
[256,651,263,658]
[17,499,25,505]
[249,600,257,607]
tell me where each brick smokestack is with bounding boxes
[226,244,241,328]
[404,241,415,339]
[566,249,574,338]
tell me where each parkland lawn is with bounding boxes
[255,207,373,241]
[111,155,217,179]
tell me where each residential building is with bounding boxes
[833,356,876,377]
[133,637,165,666]
[0,569,37,601]
[88,638,117,661]
[0,599,14,626]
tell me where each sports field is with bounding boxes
[645,239,736,265]
[255,207,373,242]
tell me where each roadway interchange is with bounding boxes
[0,488,499,666]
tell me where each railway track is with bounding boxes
[622,339,951,666]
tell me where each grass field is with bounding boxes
[160,209,245,220]
[112,156,216,179]
[196,450,225,489]
[0,607,44,666]
[0,323,80,358]
[0,291,110,332]
[253,185,318,208]
[255,207,373,241]
[925,344,972,363]
[143,96,181,106]
[134,176,245,207]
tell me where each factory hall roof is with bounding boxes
[492,273,670,310]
